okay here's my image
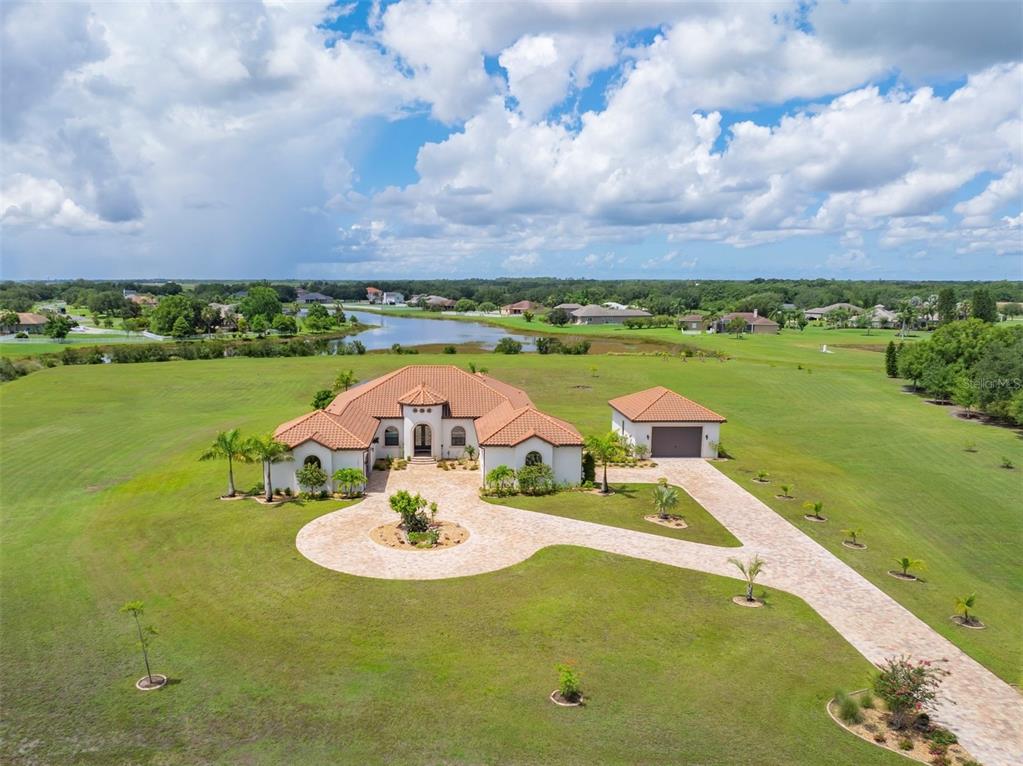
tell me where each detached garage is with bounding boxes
[608,386,726,459]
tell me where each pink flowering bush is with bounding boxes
[872,656,949,730]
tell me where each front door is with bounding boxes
[413,424,432,455]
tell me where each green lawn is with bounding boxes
[1,357,908,765]
[487,482,741,547]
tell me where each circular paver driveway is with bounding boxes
[296,461,1023,766]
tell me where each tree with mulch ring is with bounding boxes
[841,528,866,549]
[550,663,583,706]
[950,593,985,629]
[752,469,770,483]
[802,500,827,522]
[728,554,765,607]
[645,481,687,528]
[379,490,467,549]
[120,601,166,691]
[775,483,793,500]
[888,557,924,581]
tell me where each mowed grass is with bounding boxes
[0,359,899,765]
[488,483,741,547]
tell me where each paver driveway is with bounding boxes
[296,459,1022,766]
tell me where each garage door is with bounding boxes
[651,426,702,457]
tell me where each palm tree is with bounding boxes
[954,593,977,624]
[584,431,626,494]
[120,600,157,685]
[779,483,793,498]
[198,428,248,497]
[332,467,367,498]
[333,369,358,393]
[729,554,765,602]
[244,434,292,501]
[842,528,863,546]
[485,464,516,494]
[895,557,924,577]
[803,500,825,520]
[652,483,680,520]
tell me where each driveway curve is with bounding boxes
[296,460,1022,766]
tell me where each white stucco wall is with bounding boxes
[270,440,369,494]
[375,418,405,459]
[480,437,581,485]
[611,407,721,458]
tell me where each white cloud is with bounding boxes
[825,248,872,271]
[502,252,539,271]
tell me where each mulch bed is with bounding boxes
[136,674,167,691]
[371,520,468,550]
[887,570,918,581]
[826,691,976,764]
[842,541,867,550]
[219,494,249,501]
[775,494,793,500]
[731,596,764,608]
[803,514,828,523]
[643,513,688,529]
[549,690,583,707]
[950,615,986,630]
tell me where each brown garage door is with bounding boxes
[651,426,702,457]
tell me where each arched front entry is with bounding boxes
[413,424,432,456]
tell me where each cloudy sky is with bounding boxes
[2,0,1021,280]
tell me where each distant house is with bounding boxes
[382,291,404,305]
[122,289,137,298]
[2,312,48,334]
[297,291,333,304]
[129,294,158,308]
[554,303,583,312]
[501,300,542,316]
[208,302,238,318]
[712,311,779,335]
[37,301,67,314]
[423,295,456,309]
[603,301,630,311]
[366,287,383,303]
[570,304,652,325]
[678,314,705,332]
[869,305,898,327]
[805,302,863,321]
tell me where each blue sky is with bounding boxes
[1,1,1021,280]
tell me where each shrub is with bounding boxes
[557,663,581,702]
[873,656,948,730]
[332,467,367,497]
[517,463,556,495]
[859,690,874,709]
[14,331,27,339]
[582,452,595,483]
[407,530,439,548]
[872,732,886,744]
[898,738,913,751]
[484,465,517,496]
[835,691,862,724]
[927,728,957,746]
[442,345,457,354]
[1001,456,1015,469]
[494,337,522,354]
[389,489,430,532]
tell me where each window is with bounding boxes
[451,426,466,446]
[303,455,322,469]
[384,426,399,446]
[525,450,543,466]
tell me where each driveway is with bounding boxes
[296,459,1022,766]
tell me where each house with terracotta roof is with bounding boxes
[366,286,382,303]
[678,314,706,332]
[570,304,652,325]
[501,300,542,316]
[271,365,583,493]
[609,386,725,458]
[2,312,48,334]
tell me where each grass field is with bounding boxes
[488,482,741,547]
[1,334,1019,762]
[0,358,905,765]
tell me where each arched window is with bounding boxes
[304,455,322,469]
[450,426,466,446]
[384,426,399,446]
[525,450,543,466]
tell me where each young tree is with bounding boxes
[522,310,534,323]
[726,316,747,338]
[296,463,329,496]
[803,500,826,520]
[119,601,158,686]
[895,556,924,577]
[389,489,430,532]
[951,375,978,417]
[728,554,765,603]
[584,431,626,493]
[332,467,367,497]
[872,656,948,730]
[311,389,334,409]
[271,314,297,335]
[333,369,358,392]
[547,307,569,326]
[778,483,793,498]
[171,315,192,338]
[652,483,680,520]
[953,593,977,625]
[885,340,898,377]
[198,428,248,497]
[842,527,863,546]
[43,314,75,340]
[244,434,292,501]
[249,314,269,336]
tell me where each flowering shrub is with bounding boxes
[872,656,949,730]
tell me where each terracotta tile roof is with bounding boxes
[475,401,583,446]
[609,386,726,423]
[720,312,778,326]
[397,383,448,406]
[16,312,47,325]
[502,300,542,310]
[273,409,377,450]
[571,304,651,318]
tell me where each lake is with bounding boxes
[335,309,537,351]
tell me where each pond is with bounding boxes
[334,309,537,352]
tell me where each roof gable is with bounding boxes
[609,386,726,423]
